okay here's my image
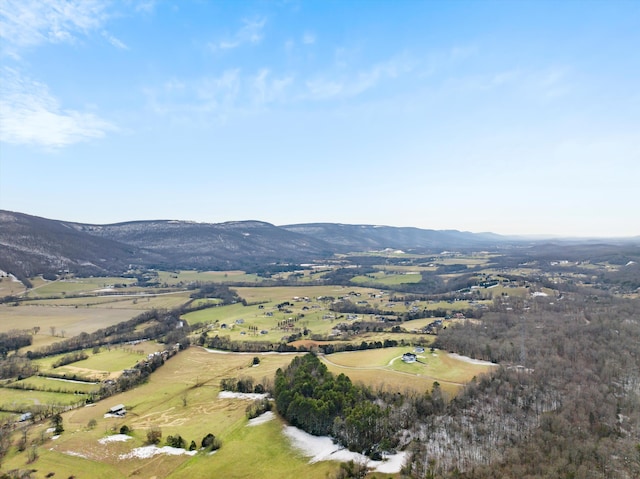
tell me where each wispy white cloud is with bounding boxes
[252,69,294,105]
[0,68,115,147]
[0,0,108,51]
[211,17,266,51]
[145,68,295,122]
[446,66,572,102]
[133,0,157,14]
[101,30,128,50]
[305,55,416,100]
[145,70,242,119]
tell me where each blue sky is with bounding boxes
[0,0,638,237]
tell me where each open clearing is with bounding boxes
[320,347,497,397]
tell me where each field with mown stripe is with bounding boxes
[1,348,339,479]
[320,346,497,397]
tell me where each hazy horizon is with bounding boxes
[1,1,638,237]
[3,208,638,240]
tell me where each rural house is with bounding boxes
[402,352,417,363]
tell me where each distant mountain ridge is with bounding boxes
[281,223,502,250]
[1,210,637,282]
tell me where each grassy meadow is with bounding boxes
[320,347,496,397]
[31,346,158,381]
[0,345,491,477]
[1,348,338,479]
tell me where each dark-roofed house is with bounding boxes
[402,352,417,363]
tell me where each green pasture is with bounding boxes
[2,348,330,479]
[68,348,147,372]
[0,388,85,410]
[6,450,119,479]
[2,346,494,477]
[321,347,496,396]
[190,298,223,308]
[24,277,137,298]
[234,284,382,302]
[34,347,149,378]
[183,293,347,342]
[0,411,16,421]
[172,414,334,479]
[11,376,99,394]
[24,291,193,310]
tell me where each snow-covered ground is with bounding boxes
[282,426,407,473]
[247,410,275,426]
[46,377,98,385]
[98,434,132,444]
[119,445,198,460]
[218,391,268,400]
[449,353,497,366]
[63,450,88,459]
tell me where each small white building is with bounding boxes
[108,404,126,417]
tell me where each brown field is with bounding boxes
[1,304,143,354]
[0,276,26,296]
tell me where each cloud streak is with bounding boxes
[0,0,108,51]
[0,68,115,147]
[305,55,416,100]
[145,67,295,122]
[211,17,266,51]
[101,30,128,50]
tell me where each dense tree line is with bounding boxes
[0,356,37,380]
[329,299,481,322]
[274,354,394,457]
[402,290,640,478]
[51,351,88,368]
[187,282,241,304]
[0,331,33,359]
[265,286,639,478]
[24,308,188,360]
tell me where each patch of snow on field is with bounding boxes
[218,391,268,400]
[531,291,548,297]
[119,445,198,460]
[282,426,406,473]
[247,411,274,426]
[283,426,355,463]
[375,451,409,473]
[449,353,497,366]
[46,377,98,385]
[63,450,88,459]
[98,434,132,444]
